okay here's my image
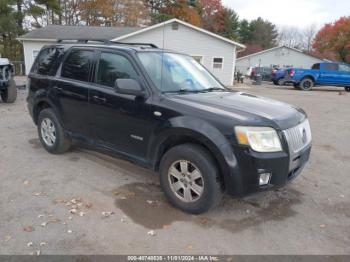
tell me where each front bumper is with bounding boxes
[222,143,311,197]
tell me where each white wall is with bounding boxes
[22,24,239,85]
[120,23,236,86]
[236,47,323,72]
[23,40,55,75]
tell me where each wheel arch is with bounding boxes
[149,117,239,191]
[32,99,62,126]
[33,100,52,124]
[301,75,315,82]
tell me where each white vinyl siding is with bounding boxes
[236,46,323,73]
[21,21,242,85]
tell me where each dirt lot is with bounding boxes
[0,80,349,255]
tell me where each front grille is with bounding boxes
[283,119,312,153]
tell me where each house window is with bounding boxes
[33,50,40,59]
[213,57,223,69]
[191,55,203,64]
[172,22,179,30]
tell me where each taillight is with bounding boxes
[289,69,295,77]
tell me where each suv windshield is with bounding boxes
[137,52,225,93]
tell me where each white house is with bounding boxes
[18,19,245,85]
[236,46,325,73]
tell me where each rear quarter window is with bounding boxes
[32,47,64,76]
[61,49,94,82]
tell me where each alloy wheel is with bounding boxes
[41,118,56,146]
[168,160,204,203]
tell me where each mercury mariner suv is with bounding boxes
[27,41,312,214]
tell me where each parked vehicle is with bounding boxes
[271,69,286,86]
[286,62,350,91]
[251,67,273,81]
[0,58,17,103]
[27,41,312,214]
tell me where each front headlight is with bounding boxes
[235,126,282,152]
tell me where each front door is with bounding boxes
[89,51,153,162]
[338,64,350,86]
[318,63,341,85]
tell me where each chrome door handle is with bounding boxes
[93,96,107,102]
[53,86,63,91]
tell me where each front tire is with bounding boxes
[345,87,350,92]
[159,144,223,214]
[0,79,17,103]
[299,78,314,91]
[37,108,71,154]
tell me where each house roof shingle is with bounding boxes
[18,25,141,41]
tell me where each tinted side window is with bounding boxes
[97,52,138,87]
[33,47,63,76]
[61,50,94,82]
[312,63,320,70]
[324,63,339,71]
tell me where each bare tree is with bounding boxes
[303,24,317,53]
[278,24,318,51]
[277,26,304,49]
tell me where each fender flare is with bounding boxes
[32,91,62,125]
[301,75,316,82]
[149,116,241,192]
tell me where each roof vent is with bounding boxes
[172,22,179,30]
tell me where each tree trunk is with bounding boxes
[16,0,24,33]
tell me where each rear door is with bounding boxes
[53,48,96,137]
[28,47,63,96]
[88,50,153,162]
[338,64,350,86]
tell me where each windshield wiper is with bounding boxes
[202,87,226,92]
[163,87,226,94]
[163,88,202,94]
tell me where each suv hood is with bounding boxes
[168,91,306,130]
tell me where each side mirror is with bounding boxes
[114,79,145,97]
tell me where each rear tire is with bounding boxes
[345,87,350,92]
[299,78,314,91]
[37,108,71,154]
[159,143,223,214]
[0,79,17,103]
[273,80,278,85]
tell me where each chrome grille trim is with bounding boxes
[283,119,312,153]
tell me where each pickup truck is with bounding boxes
[271,69,286,85]
[0,58,17,103]
[286,62,350,91]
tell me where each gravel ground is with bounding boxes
[0,80,349,255]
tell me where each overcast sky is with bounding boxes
[222,0,350,28]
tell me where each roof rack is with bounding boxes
[57,39,110,44]
[57,39,158,48]
[110,41,158,48]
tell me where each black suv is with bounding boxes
[27,41,312,214]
